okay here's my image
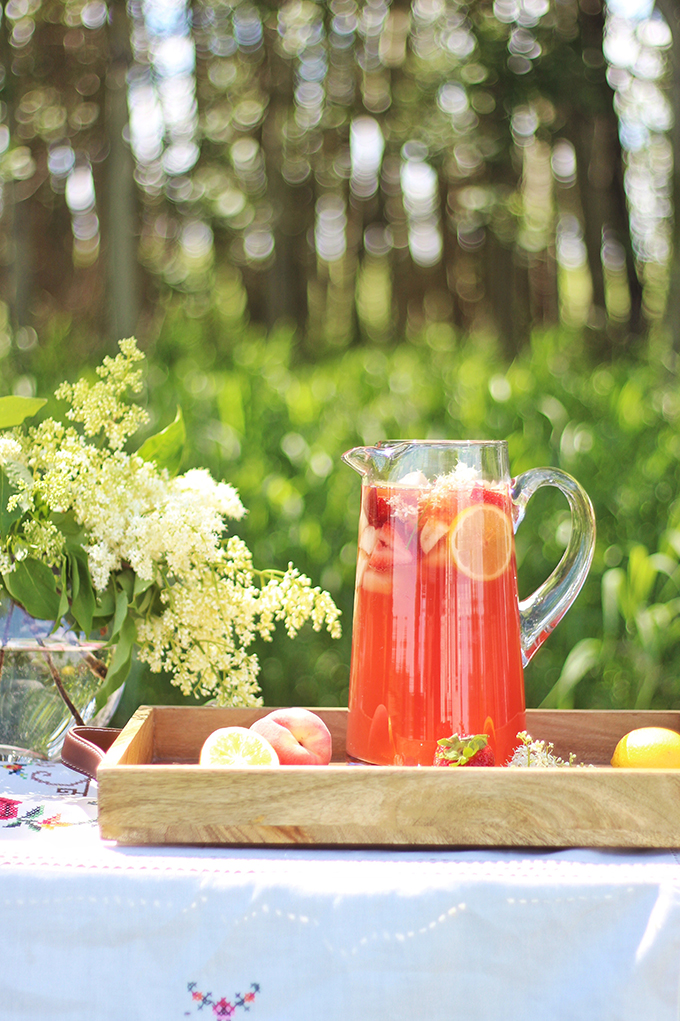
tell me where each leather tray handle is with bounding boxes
[61,726,122,780]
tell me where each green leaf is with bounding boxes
[628,544,657,607]
[0,468,22,534]
[2,558,60,621]
[0,395,46,428]
[92,583,115,623]
[539,638,603,709]
[134,585,157,616]
[52,510,86,540]
[137,406,186,476]
[133,573,155,598]
[116,568,135,599]
[69,551,95,636]
[111,584,129,641]
[100,613,136,698]
[602,568,625,636]
[55,559,70,626]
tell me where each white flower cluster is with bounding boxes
[0,339,341,705]
[507,731,584,768]
[55,336,149,451]
[0,436,22,465]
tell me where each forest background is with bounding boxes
[0,0,679,724]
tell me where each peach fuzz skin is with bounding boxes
[250,708,332,765]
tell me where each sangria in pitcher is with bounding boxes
[343,441,595,767]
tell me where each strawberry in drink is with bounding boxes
[347,471,526,766]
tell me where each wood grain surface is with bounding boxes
[96,707,680,848]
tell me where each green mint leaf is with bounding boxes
[0,395,46,428]
[137,406,186,477]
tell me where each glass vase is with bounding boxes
[0,597,123,761]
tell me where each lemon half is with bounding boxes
[199,726,280,767]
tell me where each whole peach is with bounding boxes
[250,708,332,765]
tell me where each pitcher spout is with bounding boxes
[341,442,411,477]
[341,446,378,476]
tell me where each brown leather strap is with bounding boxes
[61,726,122,780]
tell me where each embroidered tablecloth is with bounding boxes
[2,760,680,1021]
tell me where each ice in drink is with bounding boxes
[346,469,526,766]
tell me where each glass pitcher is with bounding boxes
[342,440,596,767]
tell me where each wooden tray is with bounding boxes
[97,706,680,848]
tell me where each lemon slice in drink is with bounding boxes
[610,727,680,768]
[450,503,513,581]
[199,727,280,767]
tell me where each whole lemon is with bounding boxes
[611,727,680,768]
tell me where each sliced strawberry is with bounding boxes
[471,484,509,512]
[365,487,390,528]
[433,733,495,767]
[368,524,413,571]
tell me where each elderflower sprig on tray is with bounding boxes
[507,731,589,768]
[0,339,341,709]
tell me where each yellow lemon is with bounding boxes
[610,727,680,768]
[199,727,280,767]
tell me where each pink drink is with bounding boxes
[346,475,526,766]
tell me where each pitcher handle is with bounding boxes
[512,467,596,664]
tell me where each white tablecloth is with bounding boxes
[2,761,680,1020]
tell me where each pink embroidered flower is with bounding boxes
[0,798,20,820]
[212,999,235,1018]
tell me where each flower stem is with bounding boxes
[24,615,89,728]
[38,644,85,727]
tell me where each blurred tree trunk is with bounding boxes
[0,0,659,354]
[0,17,30,331]
[562,0,643,343]
[656,0,680,351]
[260,44,310,330]
[105,0,139,344]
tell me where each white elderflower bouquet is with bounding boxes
[0,338,341,709]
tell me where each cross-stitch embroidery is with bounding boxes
[0,801,93,831]
[0,797,20,819]
[29,768,91,797]
[185,982,259,1017]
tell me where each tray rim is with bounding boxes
[99,704,680,771]
[96,706,680,849]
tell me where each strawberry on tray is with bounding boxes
[433,733,496,767]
